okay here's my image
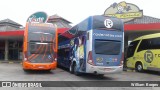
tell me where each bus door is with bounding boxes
[126,40,140,68]
[89,30,123,67]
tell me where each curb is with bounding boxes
[0,61,21,64]
[126,69,136,72]
[123,67,136,72]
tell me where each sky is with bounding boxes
[0,0,160,26]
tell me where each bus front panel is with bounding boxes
[23,23,57,70]
[86,30,123,74]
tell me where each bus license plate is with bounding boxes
[38,66,44,68]
[105,68,112,71]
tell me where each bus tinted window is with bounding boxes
[58,48,70,57]
[138,37,160,52]
[68,26,78,35]
[137,39,149,52]
[28,32,54,42]
[58,35,69,43]
[29,42,53,54]
[150,37,160,49]
[94,40,121,55]
[127,40,139,58]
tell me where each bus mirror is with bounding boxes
[87,32,89,40]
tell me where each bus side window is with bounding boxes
[59,49,70,58]
[58,49,64,58]
[87,32,89,40]
[137,39,150,52]
[127,40,139,58]
[149,37,160,49]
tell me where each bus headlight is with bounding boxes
[24,58,27,61]
[88,60,93,63]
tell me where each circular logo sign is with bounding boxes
[144,50,153,63]
[104,1,143,22]
[96,57,103,63]
[48,55,52,60]
[27,11,48,23]
[104,19,113,28]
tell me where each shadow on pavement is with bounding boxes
[23,69,54,74]
[125,67,160,76]
[78,73,115,80]
[58,66,115,80]
[140,70,160,76]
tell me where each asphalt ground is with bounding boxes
[0,63,160,90]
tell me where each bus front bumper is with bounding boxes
[23,61,57,70]
[87,64,123,74]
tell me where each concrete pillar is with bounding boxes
[4,40,8,61]
[124,33,129,49]
[123,33,129,70]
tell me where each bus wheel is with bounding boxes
[136,62,143,72]
[98,74,104,77]
[69,64,74,74]
[23,69,29,72]
[73,63,80,76]
[46,69,51,72]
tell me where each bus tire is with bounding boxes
[73,63,80,76]
[98,74,104,77]
[23,69,29,72]
[135,62,143,72]
[46,69,51,72]
[69,64,74,74]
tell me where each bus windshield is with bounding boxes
[94,40,121,55]
[22,22,58,70]
[29,42,53,54]
[28,32,54,42]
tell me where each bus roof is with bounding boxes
[59,15,123,34]
[58,15,123,37]
[133,33,160,41]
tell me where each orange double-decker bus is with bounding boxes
[22,22,58,71]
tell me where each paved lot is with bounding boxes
[0,63,160,81]
[0,63,160,90]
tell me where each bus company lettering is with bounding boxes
[93,33,122,38]
[28,15,44,23]
[31,23,54,28]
